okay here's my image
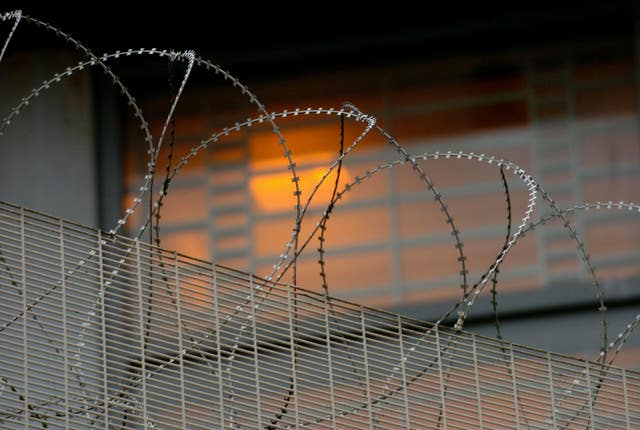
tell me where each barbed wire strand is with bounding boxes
[0,10,21,64]
[491,165,512,341]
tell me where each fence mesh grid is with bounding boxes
[0,200,638,429]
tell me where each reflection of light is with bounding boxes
[156,233,213,308]
[162,230,209,261]
[250,164,351,212]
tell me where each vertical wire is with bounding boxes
[471,334,484,429]
[211,262,225,429]
[249,275,263,428]
[20,207,29,429]
[324,293,338,430]
[622,369,631,428]
[585,361,596,430]
[286,285,299,428]
[397,316,412,429]
[97,231,110,430]
[60,219,70,429]
[434,325,448,430]
[509,345,521,428]
[174,252,187,429]
[135,240,149,429]
[360,307,374,429]
[546,351,558,428]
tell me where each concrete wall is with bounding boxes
[0,51,98,227]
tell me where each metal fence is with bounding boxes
[1,200,639,429]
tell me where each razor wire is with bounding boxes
[1,10,639,429]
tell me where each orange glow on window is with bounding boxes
[161,230,209,261]
[250,162,351,212]
[248,122,379,169]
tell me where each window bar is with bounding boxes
[174,252,187,430]
[249,274,263,428]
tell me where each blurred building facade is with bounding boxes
[2,4,640,367]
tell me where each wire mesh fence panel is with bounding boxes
[0,201,639,429]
